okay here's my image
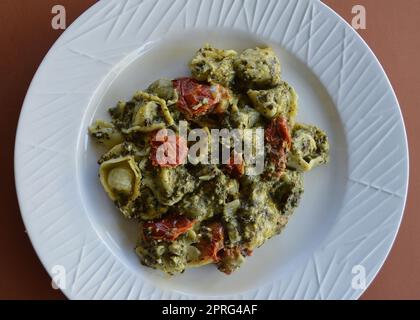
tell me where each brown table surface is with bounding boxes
[1,0,419,300]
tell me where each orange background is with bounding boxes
[0,0,419,299]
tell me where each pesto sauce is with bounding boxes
[89,44,330,275]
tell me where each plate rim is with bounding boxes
[321,0,410,300]
[14,0,409,300]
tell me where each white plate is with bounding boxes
[15,0,409,300]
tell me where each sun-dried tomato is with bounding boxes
[196,222,224,263]
[142,214,195,241]
[173,77,229,118]
[224,152,245,178]
[265,116,292,177]
[150,129,188,168]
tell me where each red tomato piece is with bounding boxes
[150,129,188,168]
[265,116,292,149]
[142,214,195,241]
[173,77,229,118]
[196,222,225,263]
[265,116,292,177]
[224,152,245,178]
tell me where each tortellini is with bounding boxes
[271,170,304,216]
[236,170,303,250]
[226,104,263,130]
[134,187,169,220]
[190,44,238,87]
[147,79,178,106]
[99,156,141,218]
[238,179,286,250]
[175,168,239,221]
[135,216,199,274]
[143,166,196,206]
[288,123,330,172]
[109,100,136,131]
[98,142,148,164]
[247,82,298,122]
[216,246,246,274]
[88,120,124,149]
[222,199,242,245]
[136,236,192,274]
[234,47,281,89]
[124,92,174,134]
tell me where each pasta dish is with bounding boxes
[88,45,329,274]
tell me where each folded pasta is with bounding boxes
[88,45,330,275]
